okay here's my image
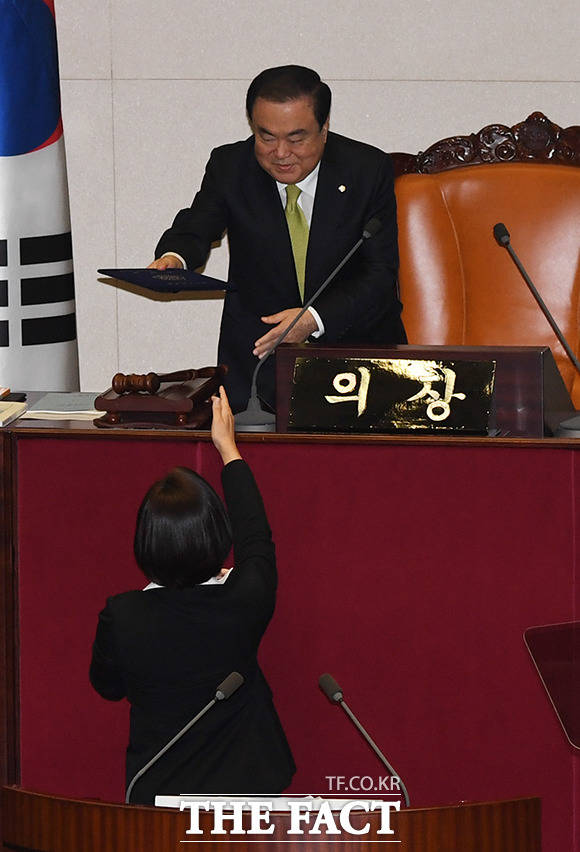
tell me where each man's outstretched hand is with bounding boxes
[253,308,317,358]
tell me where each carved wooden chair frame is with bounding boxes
[391,111,580,177]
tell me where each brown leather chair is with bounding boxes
[392,113,580,407]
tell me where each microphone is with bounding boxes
[492,222,510,246]
[318,673,410,808]
[319,672,343,703]
[216,671,244,700]
[125,671,244,803]
[363,218,382,239]
[493,222,580,437]
[234,219,382,432]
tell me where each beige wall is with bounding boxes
[55,0,580,390]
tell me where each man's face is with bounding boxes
[251,96,329,184]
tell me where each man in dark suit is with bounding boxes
[150,65,406,412]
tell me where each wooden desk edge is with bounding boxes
[3,419,580,449]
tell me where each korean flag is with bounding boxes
[0,0,79,390]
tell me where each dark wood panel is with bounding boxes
[275,343,575,437]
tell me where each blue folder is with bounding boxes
[98,268,232,294]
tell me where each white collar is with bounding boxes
[143,567,233,591]
[276,161,320,198]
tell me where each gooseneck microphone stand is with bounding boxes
[493,222,580,436]
[125,672,244,804]
[319,673,411,808]
[493,223,580,374]
[235,219,382,432]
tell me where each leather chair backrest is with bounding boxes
[395,163,580,407]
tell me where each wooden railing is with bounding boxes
[1,787,541,852]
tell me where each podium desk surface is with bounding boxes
[4,414,580,448]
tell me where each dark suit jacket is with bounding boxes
[90,460,295,804]
[156,132,406,411]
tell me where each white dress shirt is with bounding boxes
[275,163,323,335]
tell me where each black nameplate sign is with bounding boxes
[288,357,496,434]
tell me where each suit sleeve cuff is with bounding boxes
[308,306,324,337]
[161,251,187,270]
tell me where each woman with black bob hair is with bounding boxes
[90,387,295,804]
[134,466,232,588]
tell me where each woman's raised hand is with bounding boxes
[211,386,242,465]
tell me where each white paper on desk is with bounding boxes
[21,391,98,419]
[0,401,28,426]
[155,794,389,811]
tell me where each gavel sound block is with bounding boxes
[93,366,227,429]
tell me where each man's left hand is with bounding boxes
[253,308,317,358]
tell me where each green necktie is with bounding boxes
[285,184,309,303]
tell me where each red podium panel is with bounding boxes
[0,423,579,852]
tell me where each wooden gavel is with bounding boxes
[112,370,195,395]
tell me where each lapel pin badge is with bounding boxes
[338,184,346,193]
